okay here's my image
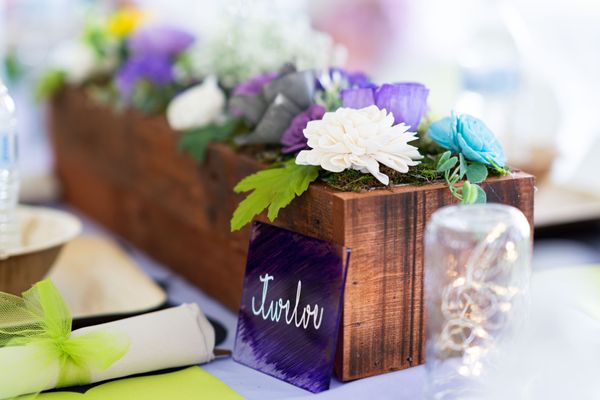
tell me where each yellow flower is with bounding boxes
[107,8,146,38]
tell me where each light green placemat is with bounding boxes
[36,367,242,400]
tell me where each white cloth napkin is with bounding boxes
[0,304,215,399]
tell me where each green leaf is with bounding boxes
[35,69,66,101]
[130,81,178,114]
[178,120,238,163]
[437,157,458,172]
[449,173,460,185]
[231,160,319,231]
[436,151,452,170]
[83,25,111,59]
[460,181,481,204]
[460,181,472,204]
[3,51,23,83]
[466,163,488,184]
[459,154,467,179]
[473,184,487,204]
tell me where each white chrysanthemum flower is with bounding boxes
[166,76,225,131]
[296,106,423,185]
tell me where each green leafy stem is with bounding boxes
[436,151,488,205]
[178,119,240,163]
[35,69,66,101]
[230,160,319,231]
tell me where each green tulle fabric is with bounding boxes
[0,279,130,398]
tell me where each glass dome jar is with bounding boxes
[424,204,532,399]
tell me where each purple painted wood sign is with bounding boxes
[233,221,349,393]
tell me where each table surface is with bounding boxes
[68,207,600,400]
[73,209,426,399]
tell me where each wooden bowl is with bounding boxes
[0,206,81,295]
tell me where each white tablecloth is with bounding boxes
[75,209,600,400]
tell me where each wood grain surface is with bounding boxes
[48,87,535,381]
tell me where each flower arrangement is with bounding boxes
[165,66,510,231]
[36,5,342,116]
[36,6,510,233]
[37,7,196,113]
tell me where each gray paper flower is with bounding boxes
[230,69,317,146]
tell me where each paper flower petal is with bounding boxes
[262,70,316,109]
[374,83,429,130]
[428,114,507,167]
[116,54,173,99]
[233,72,279,97]
[427,116,460,153]
[166,76,225,131]
[295,106,422,184]
[281,104,326,154]
[341,88,376,109]
[235,94,303,145]
[128,25,195,57]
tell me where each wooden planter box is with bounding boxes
[48,87,535,381]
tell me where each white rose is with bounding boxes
[166,76,225,131]
[51,40,114,84]
[296,106,422,185]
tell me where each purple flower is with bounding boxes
[281,104,326,154]
[334,67,372,88]
[342,82,429,130]
[233,71,279,97]
[318,67,373,91]
[339,87,375,109]
[128,25,195,57]
[116,54,173,99]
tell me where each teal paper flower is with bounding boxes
[428,114,506,167]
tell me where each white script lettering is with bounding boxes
[251,273,324,330]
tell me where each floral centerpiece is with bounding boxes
[36,5,343,115]
[37,7,196,113]
[40,6,531,382]
[166,66,510,231]
[36,6,511,234]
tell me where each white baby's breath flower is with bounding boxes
[296,106,423,185]
[166,76,225,131]
[186,7,345,88]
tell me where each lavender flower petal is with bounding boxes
[116,54,173,99]
[374,82,429,129]
[320,67,372,91]
[128,25,195,57]
[345,70,372,88]
[281,104,326,154]
[341,87,375,109]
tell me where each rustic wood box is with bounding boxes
[48,87,535,381]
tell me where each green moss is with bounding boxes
[231,130,506,193]
[233,144,286,164]
[320,161,442,192]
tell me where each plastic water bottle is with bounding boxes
[0,81,20,251]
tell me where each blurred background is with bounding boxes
[1,0,600,239]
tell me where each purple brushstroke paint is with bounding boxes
[233,222,350,393]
